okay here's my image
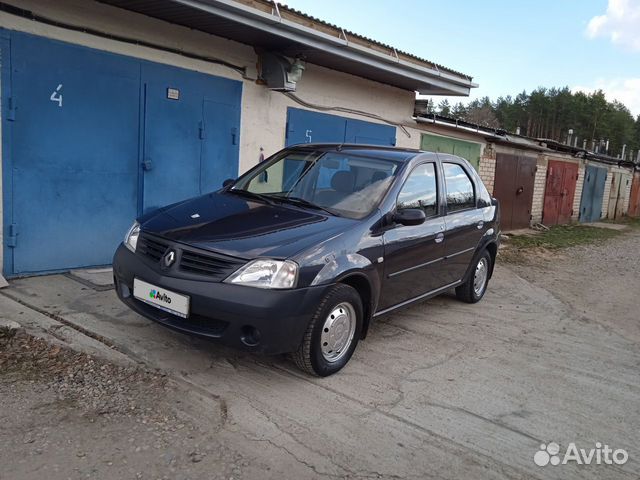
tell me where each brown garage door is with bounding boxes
[543,160,578,226]
[629,172,640,218]
[493,153,536,230]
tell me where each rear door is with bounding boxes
[380,162,446,310]
[441,161,486,284]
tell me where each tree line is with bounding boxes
[425,87,640,161]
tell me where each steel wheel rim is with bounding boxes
[320,302,356,363]
[473,258,488,296]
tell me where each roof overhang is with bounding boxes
[98,0,477,96]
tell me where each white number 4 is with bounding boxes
[50,84,63,107]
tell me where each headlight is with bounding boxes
[224,259,298,289]
[124,222,140,252]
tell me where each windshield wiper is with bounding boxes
[229,189,276,205]
[273,195,340,216]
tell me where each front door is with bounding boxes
[380,162,445,310]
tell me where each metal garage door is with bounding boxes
[4,32,141,275]
[629,172,640,218]
[141,63,241,213]
[543,160,578,226]
[579,164,608,223]
[2,31,241,276]
[420,133,481,169]
[285,108,396,147]
[493,153,536,230]
[607,172,631,220]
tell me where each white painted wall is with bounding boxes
[0,0,418,275]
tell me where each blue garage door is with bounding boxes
[285,108,396,147]
[2,31,241,276]
[579,165,607,223]
[141,63,241,213]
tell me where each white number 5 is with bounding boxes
[50,84,63,107]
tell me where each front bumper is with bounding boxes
[113,244,331,354]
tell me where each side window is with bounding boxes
[443,163,475,212]
[397,163,438,217]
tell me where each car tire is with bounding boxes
[455,250,492,304]
[291,284,363,377]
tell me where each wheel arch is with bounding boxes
[337,272,375,339]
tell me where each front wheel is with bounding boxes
[456,250,492,303]
[291,284,363,376]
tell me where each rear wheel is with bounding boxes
[292,284,363,376]
[455,250,491,303]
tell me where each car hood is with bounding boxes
[139,192,352,259]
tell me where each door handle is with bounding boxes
[516,186,524,195]
[435,233,444,244]
[142,159,153,171]
[476,221,484,230]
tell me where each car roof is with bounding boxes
[286,143,423,162]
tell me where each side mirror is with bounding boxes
[222,178,235,188]
[393,208,426,226]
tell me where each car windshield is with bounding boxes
[231,150,401,219]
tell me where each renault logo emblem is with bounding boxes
[163,250,176,268]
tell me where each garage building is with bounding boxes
[0,0,476,278]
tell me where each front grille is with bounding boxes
[137,232,244,281]
[180,249,244,279]
[138,234,170,261]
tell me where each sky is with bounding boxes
[281,0,640,117]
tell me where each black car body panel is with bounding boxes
[113,144,500,355]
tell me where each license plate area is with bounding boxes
[133,278,190,318]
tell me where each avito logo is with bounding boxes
[149,289,172,304]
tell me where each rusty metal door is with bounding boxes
[629,172,640,218]
[493,153,536,230]
[543,160,578,226]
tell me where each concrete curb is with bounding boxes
[0,292,134,366]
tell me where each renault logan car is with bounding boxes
[113,144,500,376]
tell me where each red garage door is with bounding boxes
[543,160,579,226]
[629,172,640,218]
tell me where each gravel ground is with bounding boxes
[502,226,640,342]
[1,226,639,480]
[0,330,249,480]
